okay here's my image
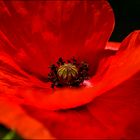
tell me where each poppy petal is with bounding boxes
[1,60,139,139]
[87,71,140,139]
[22,31,140,138]
[1,55,139,139]
[0,100,55,139]
[1,31,140,111]
[23,70,140,139]
[91,30,140,87]
[0,52,50,89]
[21,30,140,110]
[106,41,121,50]
[0,0,114,77]
[0,52,51,106]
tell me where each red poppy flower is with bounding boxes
[0,0,140,139]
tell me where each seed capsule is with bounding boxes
[57,63,78,82]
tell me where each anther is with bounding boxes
[47,57,89,88]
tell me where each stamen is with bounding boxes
[47,57,89,88]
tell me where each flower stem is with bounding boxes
[2,131,16,140]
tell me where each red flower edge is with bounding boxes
[0,0,114,77]
[0,0,115,110]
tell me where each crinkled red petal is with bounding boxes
[0,30,140,139]
[0,0,114,77]
[1,70,140,139]
[22,31,140,139]
[22,30,140,110]
[23,70,140,139]
[87,71,140,139]
[1,31,140,111]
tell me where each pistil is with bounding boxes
[47,57,89,88]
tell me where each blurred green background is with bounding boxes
[0,125,22,140]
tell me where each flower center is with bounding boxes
[47,57,89,88]
[57,63,78,81]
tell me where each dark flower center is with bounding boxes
[47,57,89,88]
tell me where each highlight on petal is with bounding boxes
[0,100,55,139]
[106,42,121,50]
[0,0,114,77]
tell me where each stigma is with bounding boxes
[57,63,78,81]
